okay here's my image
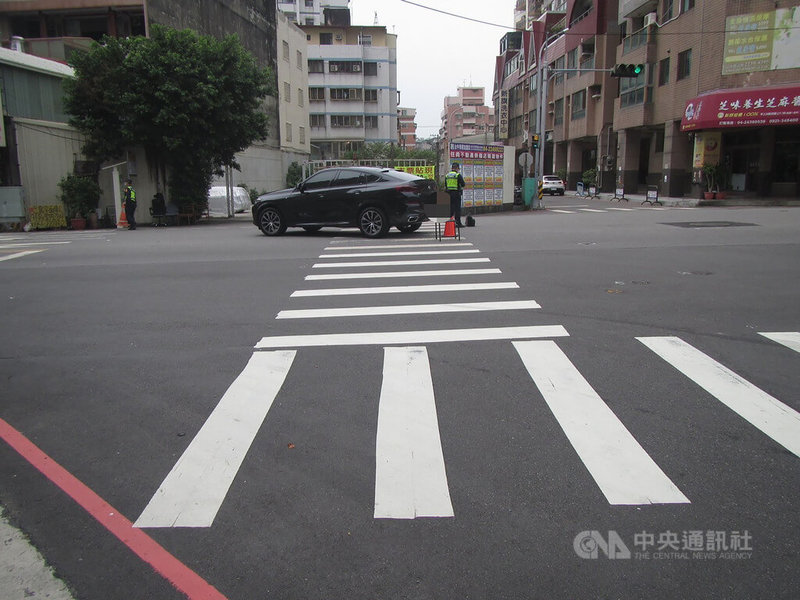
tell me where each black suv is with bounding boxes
[252,166,437,238]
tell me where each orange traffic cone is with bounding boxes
[117,203,128,229]
[443,219,456,238]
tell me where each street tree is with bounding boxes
[64,24,275,208]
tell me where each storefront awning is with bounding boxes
[680,85,800,131]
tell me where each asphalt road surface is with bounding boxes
[1,200,799,600]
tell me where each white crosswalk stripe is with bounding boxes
[135,351,296,528]
[276,300,540,319]
[513,340,690,505]
[375,347,454,519]
[291,281,519,297]
[759,331,800,354]
[638,336,800,459]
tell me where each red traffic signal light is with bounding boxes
[610,64,644,77]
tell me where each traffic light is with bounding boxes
[610,64,644,77]
[532,134,540,149]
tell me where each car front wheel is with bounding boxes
[258,207,286,236]
[359,207,389,238]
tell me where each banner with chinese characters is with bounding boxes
[448,143,505,207]
[723,7,800,75]
[393,165,435,179]
[498,90,509,138]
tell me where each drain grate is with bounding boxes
[664,221,758,228]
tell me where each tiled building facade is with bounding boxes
[495,0,800,198]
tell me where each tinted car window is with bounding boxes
[303,170,337,190]
[334,169,364,187]
[383,170,420,182]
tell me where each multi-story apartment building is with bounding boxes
[276,10,311,161]
[499,0,800,198]
[277,0,349,26]
[398,107,417,149]
[494,1,619,190]
[440,87,495,148]
[616,0,800,198]
[301,15,398,160]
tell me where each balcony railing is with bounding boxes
[622,27,649,54]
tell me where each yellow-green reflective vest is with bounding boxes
[445,171,460,190]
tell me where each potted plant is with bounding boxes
[58,173,101,230]
[701,163,718,200]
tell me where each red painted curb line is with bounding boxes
[0,418,227,600]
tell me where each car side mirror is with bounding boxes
[297,182,306,192]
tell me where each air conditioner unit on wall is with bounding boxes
[644,12,658,27]
[352,63,361,71]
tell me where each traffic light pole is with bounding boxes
[534,62,642,206]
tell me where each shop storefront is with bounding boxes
[681,85,800,197]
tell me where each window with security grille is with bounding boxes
[308,60,323,73]
[309,87,325,101]
[677,49,692,80]
[310,114,325,128]
[365,89,378,102]
[571,89,586,120]
[330,88,363,101]
[331,115,363,128]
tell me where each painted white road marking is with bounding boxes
[638,336,800,459]
[255,325,569,349]
[375,347,453,519]
[312,258,491,268]
[513,340,690,505]
[134,351,296,528]
[291,282,519,297]
[319,249,481,258]
[276,300,540,320]
[306,268,502,281]
[0,250,45,262]
[324,243,473,250]
[759,331,800,354]
[549,209,576,214]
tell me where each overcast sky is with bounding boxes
[349,0,516,138]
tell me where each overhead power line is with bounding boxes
[398,0,513,29]
[397,0,800,35]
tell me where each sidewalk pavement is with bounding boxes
[1,508,75,600]
[554,190,800,208]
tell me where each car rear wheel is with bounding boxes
[258,207,286,236]
[359,207,389,238]
[397,223,421,233]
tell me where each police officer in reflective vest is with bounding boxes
[123,178,137,230]
[445,162,466,227]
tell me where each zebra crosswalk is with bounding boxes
[134,231,800,528]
